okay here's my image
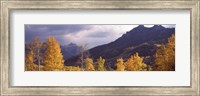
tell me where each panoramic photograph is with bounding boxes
[25,24,175,71]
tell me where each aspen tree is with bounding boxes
[84,58,95,71]
[43,36,64,71]
[97,56,106,71]
[116,58,125,71]
[125,53,147,71]
[155,34,175,71]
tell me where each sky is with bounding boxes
[25,24,175,49]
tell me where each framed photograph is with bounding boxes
[1,0,199,95]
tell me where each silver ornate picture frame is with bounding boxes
[1,0,199,95]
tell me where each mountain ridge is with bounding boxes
[65,25,175,68]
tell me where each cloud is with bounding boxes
[62,25,136,48]
[161,24,175,28]
[143,24,175,28]
[25,25,90,34]
[86,31,111,38]
[144,25,154,28]
[25,25,90,44]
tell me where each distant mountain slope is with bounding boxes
[61,43,80,60]
[65,25,175,68]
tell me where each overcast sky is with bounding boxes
[25,24,175,49]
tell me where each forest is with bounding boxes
[25,34,175,71]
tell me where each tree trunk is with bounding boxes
[38,47,40,71]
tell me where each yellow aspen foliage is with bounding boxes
[125,53,147,71]
[155,34,175,71]
[155,44,165,69]
[25,63,39,71]
[63,66,80,71]
[97,56,106,71]
[25,50,39,71]
[168,34,175,47]
[25,50,43,71]
[39,65,44,71]
[25,50,34,64]
[147,65,153,71]
[116,58,125,71]
[84,58,95,71]
[43,36,64,71]
[30,37,42,71]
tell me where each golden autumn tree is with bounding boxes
[25,50,34,65]
[25,63,39,71]
[125,53,147,71]
[116,58,125,71]
[25,50,38,71]
[155,34,175,71]
[29,37,42,71]
[97,56,106,71]
[43,36,64,71]
[84,58,95,71]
